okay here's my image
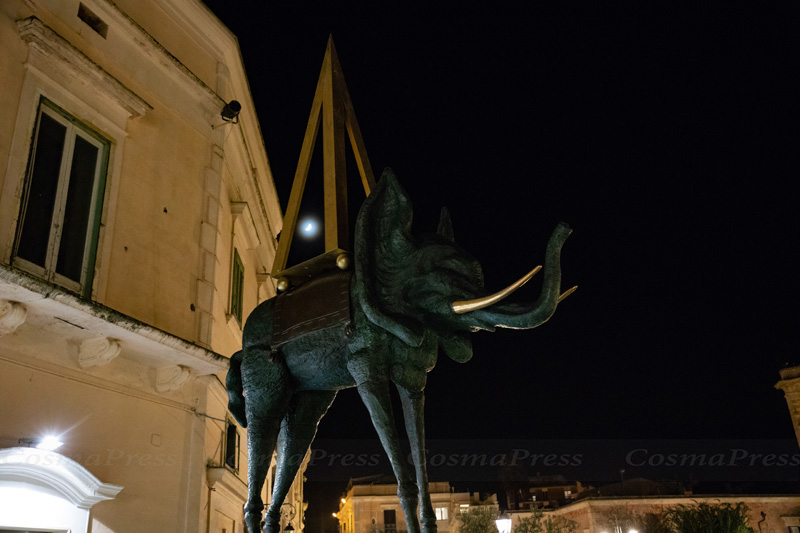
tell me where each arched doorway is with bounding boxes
[0,447,122,532]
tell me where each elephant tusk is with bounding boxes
[557,285,578,303]
[452,266,542,314]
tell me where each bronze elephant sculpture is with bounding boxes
[227,170,574,533]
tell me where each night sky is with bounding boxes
[201,0,800,528]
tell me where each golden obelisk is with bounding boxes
[271,37,375,291]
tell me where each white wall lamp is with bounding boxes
[18,436,64,451]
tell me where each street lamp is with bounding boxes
[279,502,296,533]
[495,514,512,533]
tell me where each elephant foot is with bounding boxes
[262,515,280,533]
[421,521,438,533]
[244,511,262,533]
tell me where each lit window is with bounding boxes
[14,99,109,297]
[224,419,240,471]
[459,504,470,513]
[435,507,449,521]
[564,490,572,499]
[230,249,244,324]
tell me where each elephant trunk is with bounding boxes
[473,222,573,330]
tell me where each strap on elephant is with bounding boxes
[271,270,352,347]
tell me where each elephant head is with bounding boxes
[353,169,574,364]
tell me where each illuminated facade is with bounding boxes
[336,478,497,533]
[0,0,303,531]
[507,495,800,533]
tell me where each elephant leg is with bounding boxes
[263,390,338,533]
[241,346,292,533]
[357,379,420,533]
[398,387,437,533]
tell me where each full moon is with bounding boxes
[298,218,319,238]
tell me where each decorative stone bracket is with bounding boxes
[0,300,27,335]
[154,365,192,392]
[231,201,262,250]
[78,337,121,368]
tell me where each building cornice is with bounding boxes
[207,467,248,502]
[16,16,152,118]
[0,264,227,375]
[93,0,224,113]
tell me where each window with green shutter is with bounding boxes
[13,98,109,298]
[231,249,244,325]
[224,419,240,472]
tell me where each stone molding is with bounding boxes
[0,300,27,335]
[0,265,227,374]
[17,16,152,118]
[231,201,262,250]
[93,0,224,113]
[78,337,121,368]
[0,447,123,509]
[206,466,248,502]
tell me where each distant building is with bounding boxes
[579,477,688,499]
[776,365,800,449]
[336,476,497,533]
[507,495,800,533]
[0,0,301,532]
[505,473,590,510]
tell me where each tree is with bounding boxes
[666,502,754,533]
[512,506,577,533]
[595,505,642,533]
[640,512,673,533]
[457,507,499,533]
[512,509,544,533]
[541,515,578,533]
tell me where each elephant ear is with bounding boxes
[354,169,425,347]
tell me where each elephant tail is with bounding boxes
[226,350,248,428]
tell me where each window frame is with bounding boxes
[223,418,240,473]
[12,97,109,298]
[230,248,244,325]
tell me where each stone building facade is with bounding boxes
[0,0,301,531]
[336,478,497,533]
[507,495,800,533]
